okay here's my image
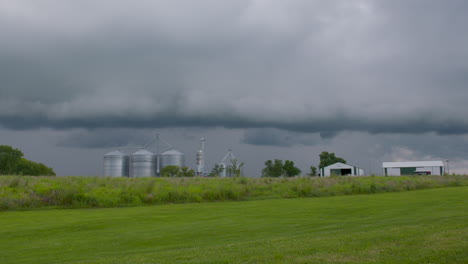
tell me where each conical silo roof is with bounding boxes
[159,149,185,169]
[104,150,127,156]
[161,149,183,155]
[132,149,154,156]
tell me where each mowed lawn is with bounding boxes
[0,187,467,264]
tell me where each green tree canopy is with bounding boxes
[160,166,195,177]
[180,166,195,177]
[226,159,244,177]
[283,160,302,177]
[208,164,224,177]
[262,159,301,177]
[16,158,56,176]
[0,145,24,175]
[160,165,181,177]
[319,152,346,168]
[0,145,55,176]
[307,166,318,176]
[262,159,284,177]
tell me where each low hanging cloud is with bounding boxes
[56,128,154,149]
[242,128,322,147]
[1,0,468,138]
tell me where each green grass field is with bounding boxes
[0,186,467,264]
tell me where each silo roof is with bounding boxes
[161,149,184,155]
[132,149,154,155]
[104,150,127,156]
[382,161,444,168]
[323,162,356,169]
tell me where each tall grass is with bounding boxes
[0,175,466,211]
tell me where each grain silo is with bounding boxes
[131,149,156,177]
[103,150,130,177]
[159,149,185,170]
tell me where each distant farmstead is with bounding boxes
[382,161,445,176]
[320,162,365,177]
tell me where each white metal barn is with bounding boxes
[320,162,365,177]
[382,161,445,176]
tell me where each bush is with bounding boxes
[0,175,466,211]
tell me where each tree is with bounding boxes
[180,166,195,177]
[0,145,55,176]
[283,160,301,177]
[319,152,346,168]
[262,159,301,177]
[307,166,318,176]
[208,164,224,177]
[261,160,272,177]
[262,159,284,177]
[160,165,181,177]
[226,159,244,177]
[161,166,195,177]
[0,145,24,175]
[15,158,56,176]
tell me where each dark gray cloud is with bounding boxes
[1,0,468,137]
[1,1,468,176]
[242,128,321,147]
[56,128,153,149]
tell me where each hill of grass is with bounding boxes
[0,187,467,263]
[1,175,467,211]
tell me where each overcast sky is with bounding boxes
[1,0,467,176]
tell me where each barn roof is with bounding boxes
[324,162,356,169]
[382,161,444,168]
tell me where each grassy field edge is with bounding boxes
[1,175,467,211]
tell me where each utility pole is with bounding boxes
[201,137,205,176]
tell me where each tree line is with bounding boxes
[260,151,346,177]
[203,151,346,178]
[159,158,245,177]
[1,144,345,178]
[0,145,56,176]
[198,151,346,178]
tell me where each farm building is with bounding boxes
[320,162,364,177]
[382,161,445,176]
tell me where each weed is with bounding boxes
[0,175,466,211]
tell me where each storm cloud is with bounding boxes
[1,0,468,136]
[1,1,468,176]
[242,128,323,147]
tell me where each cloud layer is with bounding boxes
[1,0,468,137]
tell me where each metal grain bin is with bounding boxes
[159,149,185,170]
[103,150,130,177]
[131,149,156,177]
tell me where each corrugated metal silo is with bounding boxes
[131,149,156,177]
[196,150,203,176]
[159,149,185,170]
[103,150,130,177]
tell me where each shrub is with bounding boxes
[0,175,466,211]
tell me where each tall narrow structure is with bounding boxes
[196,137,206,176]
[218,149,236,177]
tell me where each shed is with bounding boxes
[320,162,364,177]
[382,161,445,176]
